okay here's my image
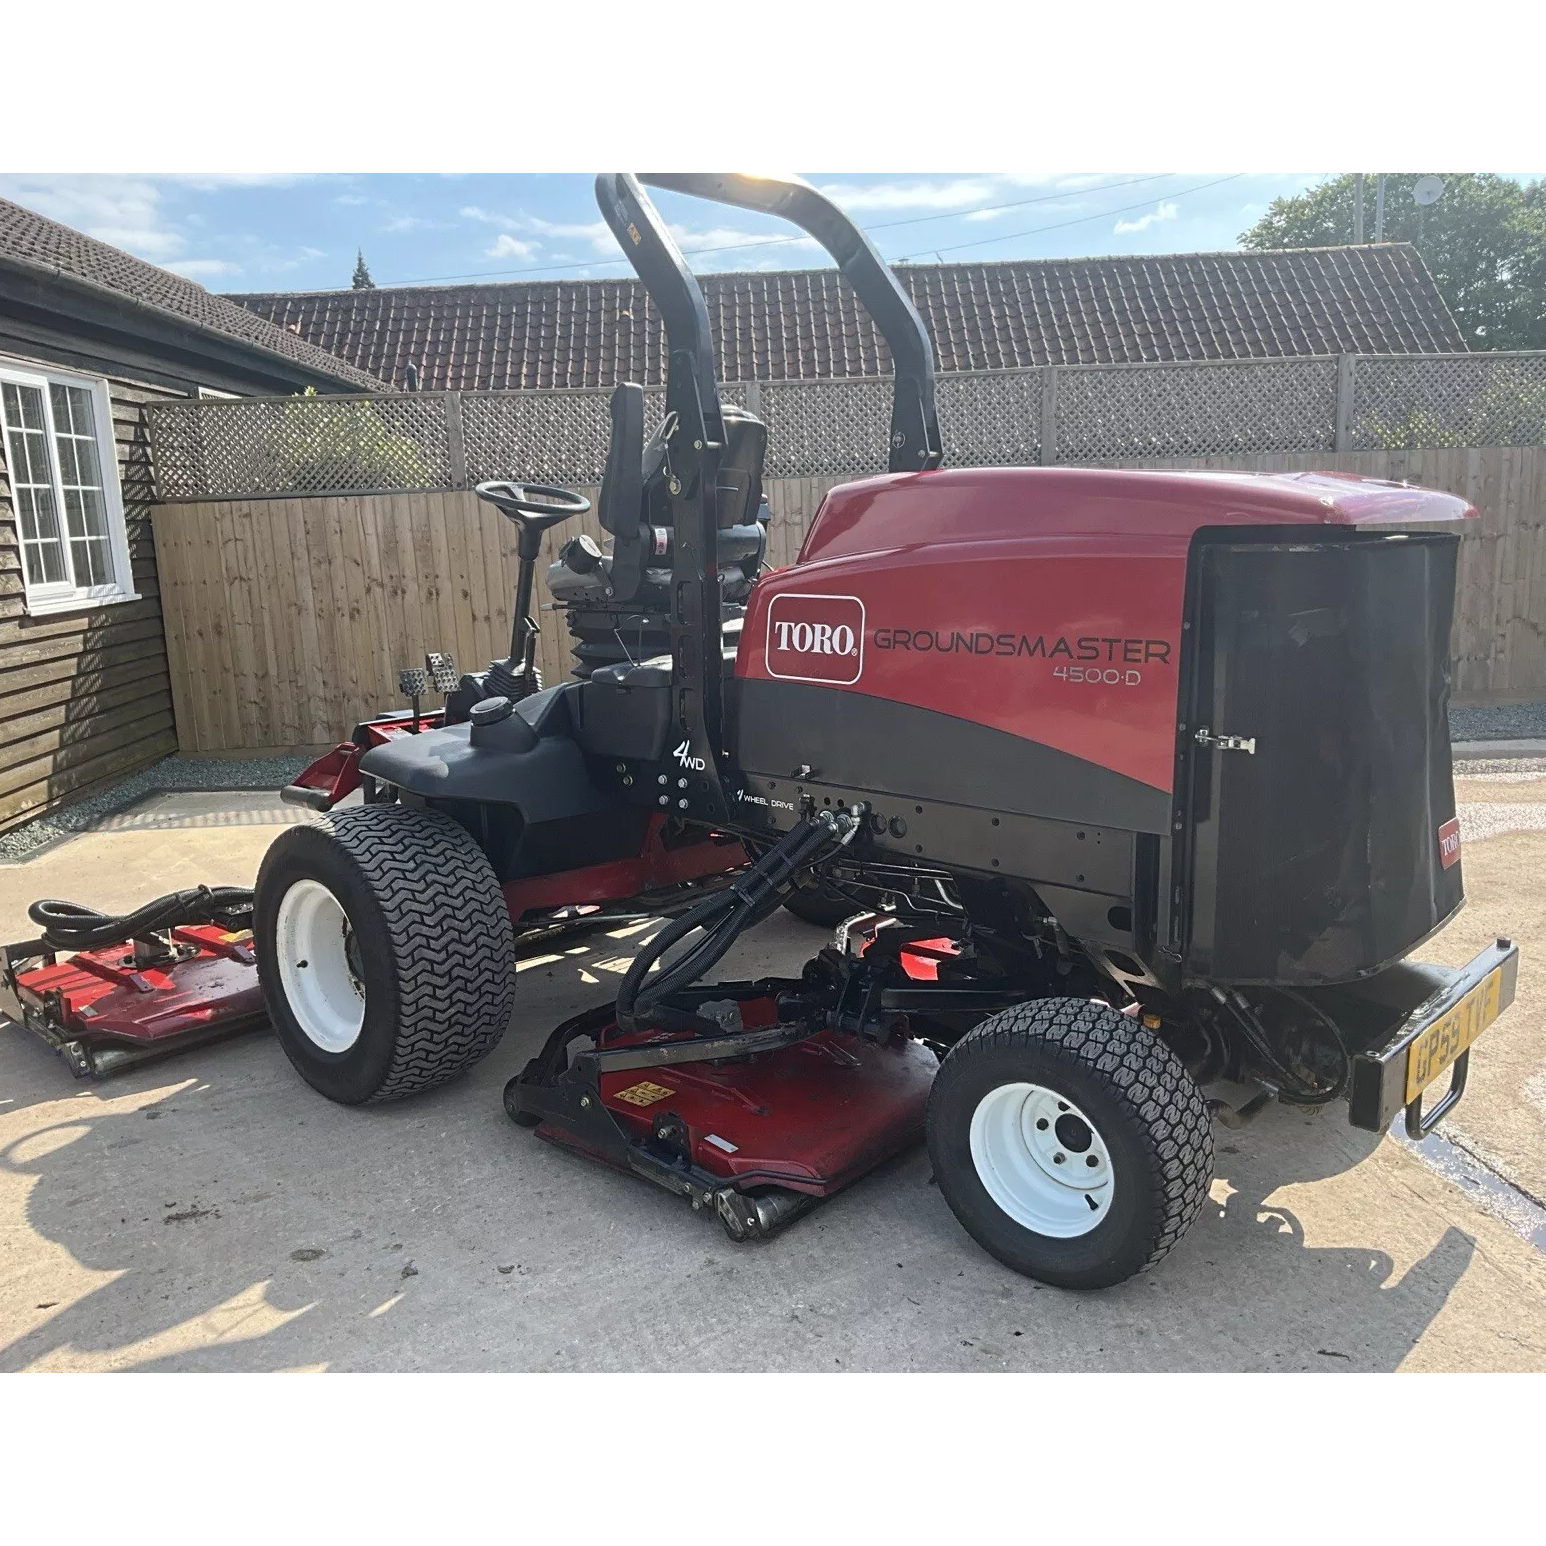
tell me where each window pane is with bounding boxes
[13,460,62,542]
[55,434,80,486]
[78,486,108,538]
[49,382,73,432]
[68,384,96,426]
[8,383,45,432]
[23,521,67,586]
[15,485,42,543]
[71,536,112,587]
[73,424,102,487]
[63,487,85,538]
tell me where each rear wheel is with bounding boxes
[927,998,1213,1288]
[255,804,516,1104]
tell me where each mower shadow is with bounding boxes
[0,917,1484,1371]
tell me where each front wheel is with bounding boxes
[255,804,516,1104]
[927,998,1213,1289]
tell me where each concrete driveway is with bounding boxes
[2,774,1544,1372]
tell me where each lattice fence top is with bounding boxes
[1351,352,1546,451]
[147,352,1546,501]
[1056,358,1337,463]
[149,394,455,500]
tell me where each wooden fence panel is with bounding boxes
[151,452,1545,754]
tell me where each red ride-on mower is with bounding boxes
[17,174,1517,1288]
[246,175,1522,1288]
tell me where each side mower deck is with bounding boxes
[513,988,937,1239]
[0,925,267,1079]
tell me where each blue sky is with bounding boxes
[0,172,1531,293]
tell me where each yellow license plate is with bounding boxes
[1404,967,1504,1104]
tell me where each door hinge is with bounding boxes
[1194,727,1257,754]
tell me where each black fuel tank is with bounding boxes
[1183,531,1463,985]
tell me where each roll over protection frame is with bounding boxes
[639,174,943,476]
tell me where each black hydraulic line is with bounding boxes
[615,808,863,1034]
[28,886,254,953]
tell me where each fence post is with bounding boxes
[1039,367,1059,465]
[1334,355,1355,452]
[445,391,468,488]
[744,378,763,416]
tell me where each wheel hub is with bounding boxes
[275,878,366,1053]
[969,1082,1114,1238]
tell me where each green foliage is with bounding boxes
[277,386,432,491]
[1240,174,1546,351]
[351,249,375,290]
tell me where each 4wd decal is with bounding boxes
[765,593,866,686]
[673,739,706,771]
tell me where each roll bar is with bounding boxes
[595,173,944,473]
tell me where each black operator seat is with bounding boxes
[561,384,770,609]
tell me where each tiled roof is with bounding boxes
[233,245,1465,392]
[0,197,390,391]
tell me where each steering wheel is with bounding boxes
[474,481,592,522]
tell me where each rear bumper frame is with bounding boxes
[1346,937,1519,1137]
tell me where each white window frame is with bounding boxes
[0,356,139,617]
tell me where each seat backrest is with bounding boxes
[715,404,767,529]
[598,382,645,539]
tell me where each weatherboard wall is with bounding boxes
[0,369,180,832]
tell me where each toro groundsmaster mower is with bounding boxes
[6,174,1520,1289]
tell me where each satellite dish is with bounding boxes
[1413,176,1446,207]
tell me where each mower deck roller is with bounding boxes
[235,174,1523,1286]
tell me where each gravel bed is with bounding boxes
[0,754,308,863]
[1450,701,1546,742]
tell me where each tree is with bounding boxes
[351,250,375,290]
[1240,174,1546,351]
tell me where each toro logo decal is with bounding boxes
[765,593,865,686]
[1438,816,1461,869]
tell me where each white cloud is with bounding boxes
[385,214,433,233]
[0,173,340,293]
[460,204,520,229]
[486,233,538,259]
[1114,201,1178,234]
[162,257,242,279]
[335,193,372,207]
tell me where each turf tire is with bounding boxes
[927,997,1213,1288]
[255,804,516,1105]
[782,879,860,929]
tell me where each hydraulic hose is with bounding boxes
[28,886,255,953]
[615,807,863,1033]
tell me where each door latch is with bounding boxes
[1194,727,1257,754]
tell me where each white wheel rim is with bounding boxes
[969,1082,1114,1238]
[274,878,365,1053]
